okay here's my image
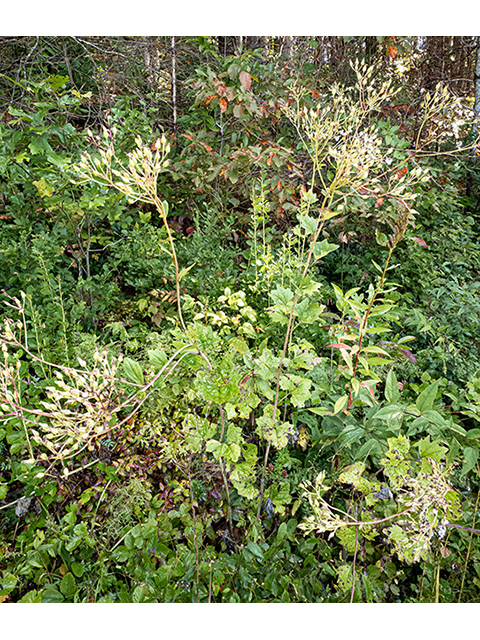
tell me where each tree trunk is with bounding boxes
[218,37,237,57]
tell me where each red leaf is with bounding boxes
[411,237,429,248]
[387,45,397,58]
[239,71,252,91]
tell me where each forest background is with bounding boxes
[1,35,480,606]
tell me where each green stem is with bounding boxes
[347,246,394,410]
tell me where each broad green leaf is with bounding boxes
[279,374,312,407]
[362,345,392,356]
[277,522,288,542]
[122,357,144,385]
[60,572,76,599]
[355,438,383,460]
[417,436,447,462]
[148,349,168,370]
[295,299,322,324]
[375,229,389,246]
[245,541,264,561]
[461,447,479,477]
[366,356,394,366]
[384,369,399,403]
[374,403,405,421]
[71,562,84,578]
[338,461,366,486]
[297,213,317,235]
[28,134,52,155]
[313,238,339,260]
[416,379,440,413]
[422,410,448,429]
[1,572,18,590]
[270,285,295,312]
[41,585,65,603]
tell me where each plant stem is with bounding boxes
[350,526,359,603]
[347,246,394,410]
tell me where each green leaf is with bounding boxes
[417,436,447,462]
[41,585,64,603]
[465,429,480,440]
[375,229,389,246]
[385,369,399,403]
[28,134,52,155]
[313,238,339,260]
[307,406,330,416]
[71,562,84,578]
[1,571,18,591]
[148,349,168,370]
[294,299,322,324]
[279,374,312,407]
[276,522,288,542]
[60,572,76,599]
[460,447,479,478]
[244,541,264,562]
[374,403,405,421]
[355,438,383,459]
[122,357,144,385]
[416,379,440,413]
[366,356,394,366]
[297,213,317,235]
[178,262,196,281]
[270,285,295,313]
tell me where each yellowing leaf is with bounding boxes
[298,426,309,450]
[333,395,348,415]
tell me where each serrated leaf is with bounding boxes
[270,285,295,312]
[417,436,447,462]
[294,299,322,324]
